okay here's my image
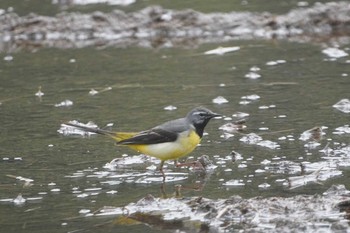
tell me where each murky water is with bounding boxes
[1,1,350,233]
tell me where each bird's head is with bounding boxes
[187,107,221,137]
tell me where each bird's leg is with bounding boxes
[159,160,166,182]
[160,182,167,198]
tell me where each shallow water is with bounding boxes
[1,2,350,233]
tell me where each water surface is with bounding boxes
[0,2,350,232]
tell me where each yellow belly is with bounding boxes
[125,130,201,161]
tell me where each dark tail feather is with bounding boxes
[64,122,115,137]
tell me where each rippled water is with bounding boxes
[1,1,350,233]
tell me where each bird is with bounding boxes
[64,107,220,181]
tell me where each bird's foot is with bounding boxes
[175,155,212,171]
[175,160,205,170]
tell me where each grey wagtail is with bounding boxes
[65,107,220,181]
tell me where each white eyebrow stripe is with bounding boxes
[193,111,206,115]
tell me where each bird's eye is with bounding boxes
[194,111,207,118]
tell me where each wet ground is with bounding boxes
[1,1,350,233]
[1,2,350,52]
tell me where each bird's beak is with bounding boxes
[210,112,221,118]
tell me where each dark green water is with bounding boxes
[0,1,350,233]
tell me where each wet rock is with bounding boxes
[96,185,350,232]
[219,120,247,133]
[1,2,350,51]
[299,126,325,141]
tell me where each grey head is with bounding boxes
[186,107,220,137]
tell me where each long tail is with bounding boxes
[64,122,136,142]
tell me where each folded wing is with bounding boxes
[117,128,178,145]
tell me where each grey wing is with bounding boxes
[156,117,189,133]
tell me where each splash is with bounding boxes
[204,46,240,55]
[212,96,229,104]
[58,120,98,136]
[54,99,73,107]
[322,47,348,58]
[333,99,350,113]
